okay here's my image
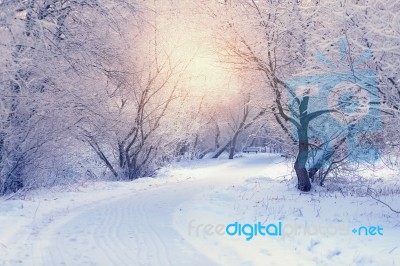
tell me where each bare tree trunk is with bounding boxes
[191,134,199,160]
[229,131,240,159]
[294,130,311,192]
[212,140,231,158]
[294,97,311,192]
[215,124,220,150]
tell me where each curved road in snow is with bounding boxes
[22,179,221,266]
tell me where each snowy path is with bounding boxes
[16,179,223,266]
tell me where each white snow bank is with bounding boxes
[0,153,399,266]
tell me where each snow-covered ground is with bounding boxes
[1,154,399,265]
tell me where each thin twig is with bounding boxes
[367,188,400,214]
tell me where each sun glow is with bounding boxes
[155,15,237,101]
[183,45,231,94]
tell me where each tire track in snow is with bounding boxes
[16,180,219,266]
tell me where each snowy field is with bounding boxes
[1,154,399,266]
